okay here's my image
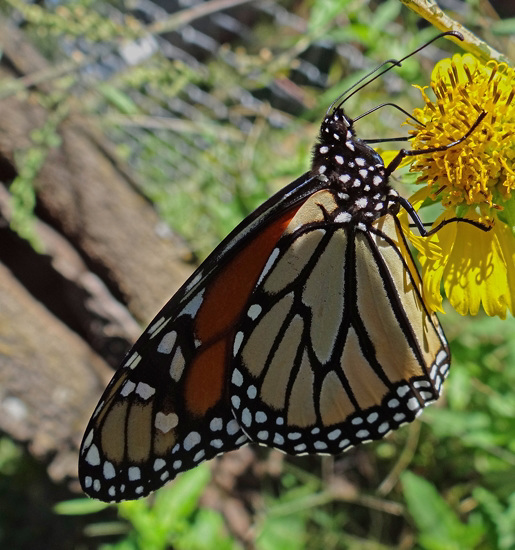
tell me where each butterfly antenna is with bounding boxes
[326,59,401,115]
[354,103,424,125]
[331,31,464,112]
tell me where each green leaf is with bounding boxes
[474,488,515,550]
[54,497,110,515]
[178,508,239,550]
[257,514,306,550]
[152,464,211,523]
[402,471,484,550]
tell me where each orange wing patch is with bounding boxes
[183,207,300,416]
[195,208,299,342]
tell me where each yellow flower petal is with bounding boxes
[415,214,515,319]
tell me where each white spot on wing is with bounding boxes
[232,368,243,387]
[121,380,136,397]
[236,434,247,445]
[328,429,341,440]
[227,419,239,435]
[274,433,284,445]
[255,411,267,423]
[397,385,410,397]
[157,330,177,354]
[136,382,155,400]
[125,352,142,370]
[436,350,448,365]
[128,466,141,481]
[241,408,252,427]
[257,248,280,286]
[103,461,115,479]
[185,271,203,292]
[233,332,244,356]
[180,289,205,317]
[155,412,179,433]
[183,431,201,451]
[335,212,352,223]
[210,417,223,432]
[148,317,169,337]
[407,397,420,411]
[378,422,389,434]
[194,450,205,462]
[153,458,166,471]
[247,304,262,320]
[85,445,100,466]
[82,430,94,451]
[170,347,186,382]
[367,412,378,423]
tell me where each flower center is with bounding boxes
[408,55,515,218]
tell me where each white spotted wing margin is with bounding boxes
[79,313,249,502]
[230,196,450,456]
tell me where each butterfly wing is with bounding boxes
[79,175,322,502]
[230,189,449,453]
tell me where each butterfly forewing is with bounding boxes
[79,205,303,501]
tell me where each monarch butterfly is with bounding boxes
[79,32,484,502]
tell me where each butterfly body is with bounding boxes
[80,106,449,502]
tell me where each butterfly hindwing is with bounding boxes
[230,194,449,454]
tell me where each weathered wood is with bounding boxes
[0,101,194,325]
[0,261,111,482]
[0,20,196,482]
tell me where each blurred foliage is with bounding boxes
[1,0,514,548]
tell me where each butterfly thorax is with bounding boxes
[311,107,399,226]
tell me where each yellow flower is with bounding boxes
[403,53,515,319]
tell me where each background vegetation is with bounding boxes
[0,0,514,548]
